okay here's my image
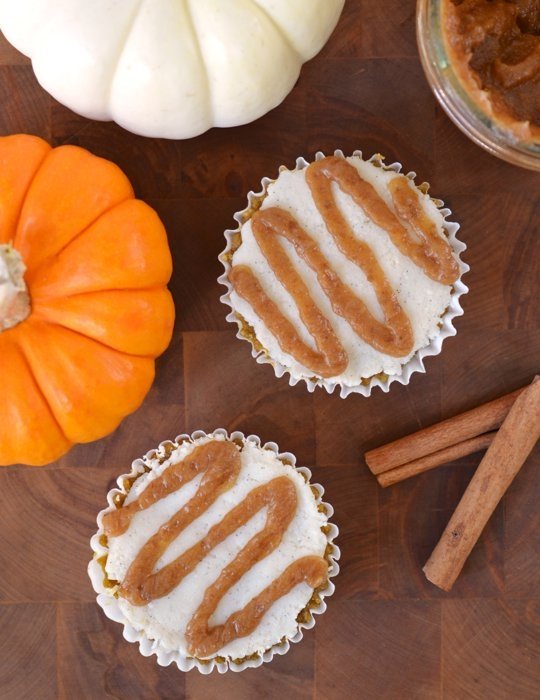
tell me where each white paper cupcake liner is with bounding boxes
[218,149,469,398]
[88,428,340,675]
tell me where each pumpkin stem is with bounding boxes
[0,244,31,331]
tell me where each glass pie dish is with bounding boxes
[416,0,540,171]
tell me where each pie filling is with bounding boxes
[443,0,540,136]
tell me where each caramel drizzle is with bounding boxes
[386,176,460,286]
[230,156,459,377]
[102,441,328,658]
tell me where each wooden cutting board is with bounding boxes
[1,2,539,698]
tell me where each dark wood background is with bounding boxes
[1,2,539,698]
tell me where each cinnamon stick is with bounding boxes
[365,386,524,476]
[423,377,540,591]
[376,431,496,488]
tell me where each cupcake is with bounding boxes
[88,430,339,674]
[219,151,468,397]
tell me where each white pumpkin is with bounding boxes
[0,0,344,139]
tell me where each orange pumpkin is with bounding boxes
[0,134,175,466]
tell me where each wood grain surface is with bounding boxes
[1,2,539,698]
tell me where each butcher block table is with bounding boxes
[1,2,539,699]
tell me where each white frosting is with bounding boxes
[229,156,457,384]
[106,435,327,660]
